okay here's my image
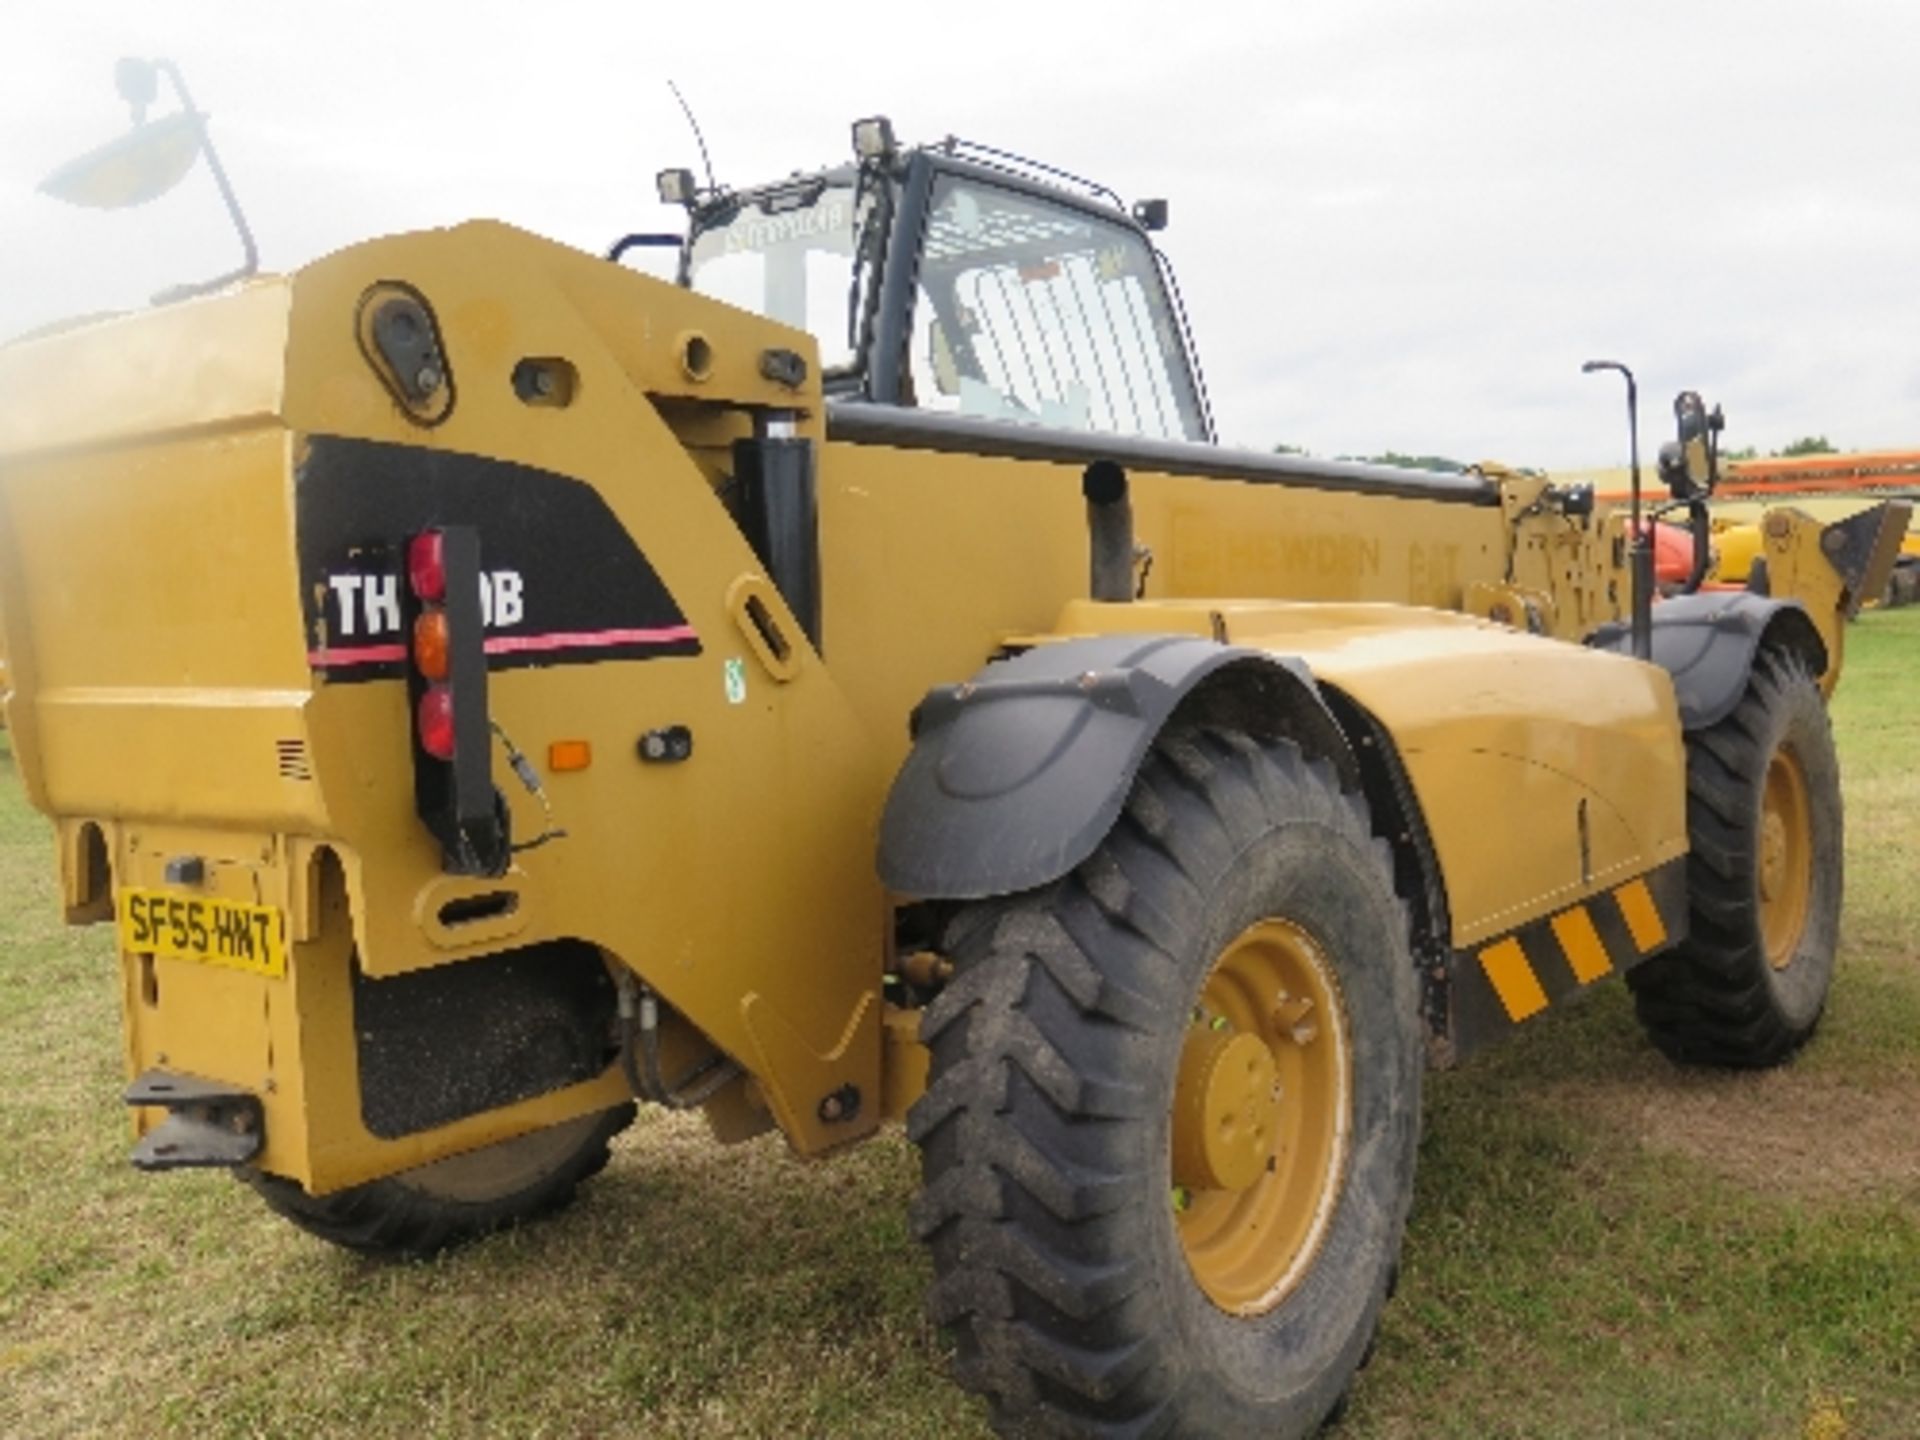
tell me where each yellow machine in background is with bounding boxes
[0,99,1908,1440]
[1714,500,1920,604]
[1562,449,1920,605]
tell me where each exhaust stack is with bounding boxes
[1083,460,1134,603]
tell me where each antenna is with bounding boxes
[667,80,716,193]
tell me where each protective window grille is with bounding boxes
[912,178,1202,443]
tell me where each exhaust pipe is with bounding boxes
[1083,460,1134,603]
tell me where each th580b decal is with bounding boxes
[326,567,524,638]
[297,435,700,681]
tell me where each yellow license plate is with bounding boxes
[119,888,288,979]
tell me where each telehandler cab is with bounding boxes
[0,99,1908,1437]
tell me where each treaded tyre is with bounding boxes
[1886,558,1919,609]
[244,1102,636,1259]
[909,726,1422,1439]
[1627,647,1842,1066]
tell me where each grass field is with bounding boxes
[1,611,1916,1439]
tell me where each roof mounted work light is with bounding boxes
[851,116,896,163]
[1132,198,1170,232]
[656,167,697,207]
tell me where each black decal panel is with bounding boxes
[296,435,700,682]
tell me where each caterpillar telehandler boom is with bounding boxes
[0,90,1908,1437]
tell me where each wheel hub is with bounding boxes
[1172,919,1352,1317]
[1760,813,1787,901]
[1759,745,1812,971]
[1172,1028,1281,1193]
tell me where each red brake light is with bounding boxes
[408,531,447,602]
[417,686,456,760]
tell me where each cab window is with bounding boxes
[686,179,872,372]
[907,175,1205,442]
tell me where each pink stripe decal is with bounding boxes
[483,625,699,656]
[307,642,407,666]
[307,625,698,668]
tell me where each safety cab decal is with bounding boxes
[1447,860,1687,1060]
[295,434,701,682]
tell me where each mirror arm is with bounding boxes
[1684,496,1713,594]
[148,59,259,303]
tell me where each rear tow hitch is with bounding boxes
[124,1069,264,1170]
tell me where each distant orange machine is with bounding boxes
[1588,449,1920,505]
[1577,448,1919,595]
[1718,449,1920,498]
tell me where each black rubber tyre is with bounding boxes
[909,727,1422,1439]
[1627,648,1842,1067]
[244,1102,636,1259]
[1886,558,1919,609]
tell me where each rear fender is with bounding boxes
[877,634,1355,901]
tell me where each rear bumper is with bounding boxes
[99,818,629,1196]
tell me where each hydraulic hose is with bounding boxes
[616,975,742,1112]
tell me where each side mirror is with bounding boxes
[1657,440,1691,498]
[35,58,257,302]
[38,110,204,210]
[1667,390,1723,498]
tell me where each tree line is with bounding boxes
[1274,436,1842,468]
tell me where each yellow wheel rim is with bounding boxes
[1172,918,1351,1316]
[1759,745,1813,971]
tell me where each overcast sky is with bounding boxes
[5,1,1917,469]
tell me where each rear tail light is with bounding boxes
[409,532,457,759]
[416,686,456,760]
[408,530,447,603]
[402,526,506,876]
[412,609,450,681]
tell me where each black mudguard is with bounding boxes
[877,633,1352,901]
[1587,591,1825,730]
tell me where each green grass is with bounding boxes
[2,611,1917,1439]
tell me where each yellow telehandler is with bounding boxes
[0,87,1907,1437]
